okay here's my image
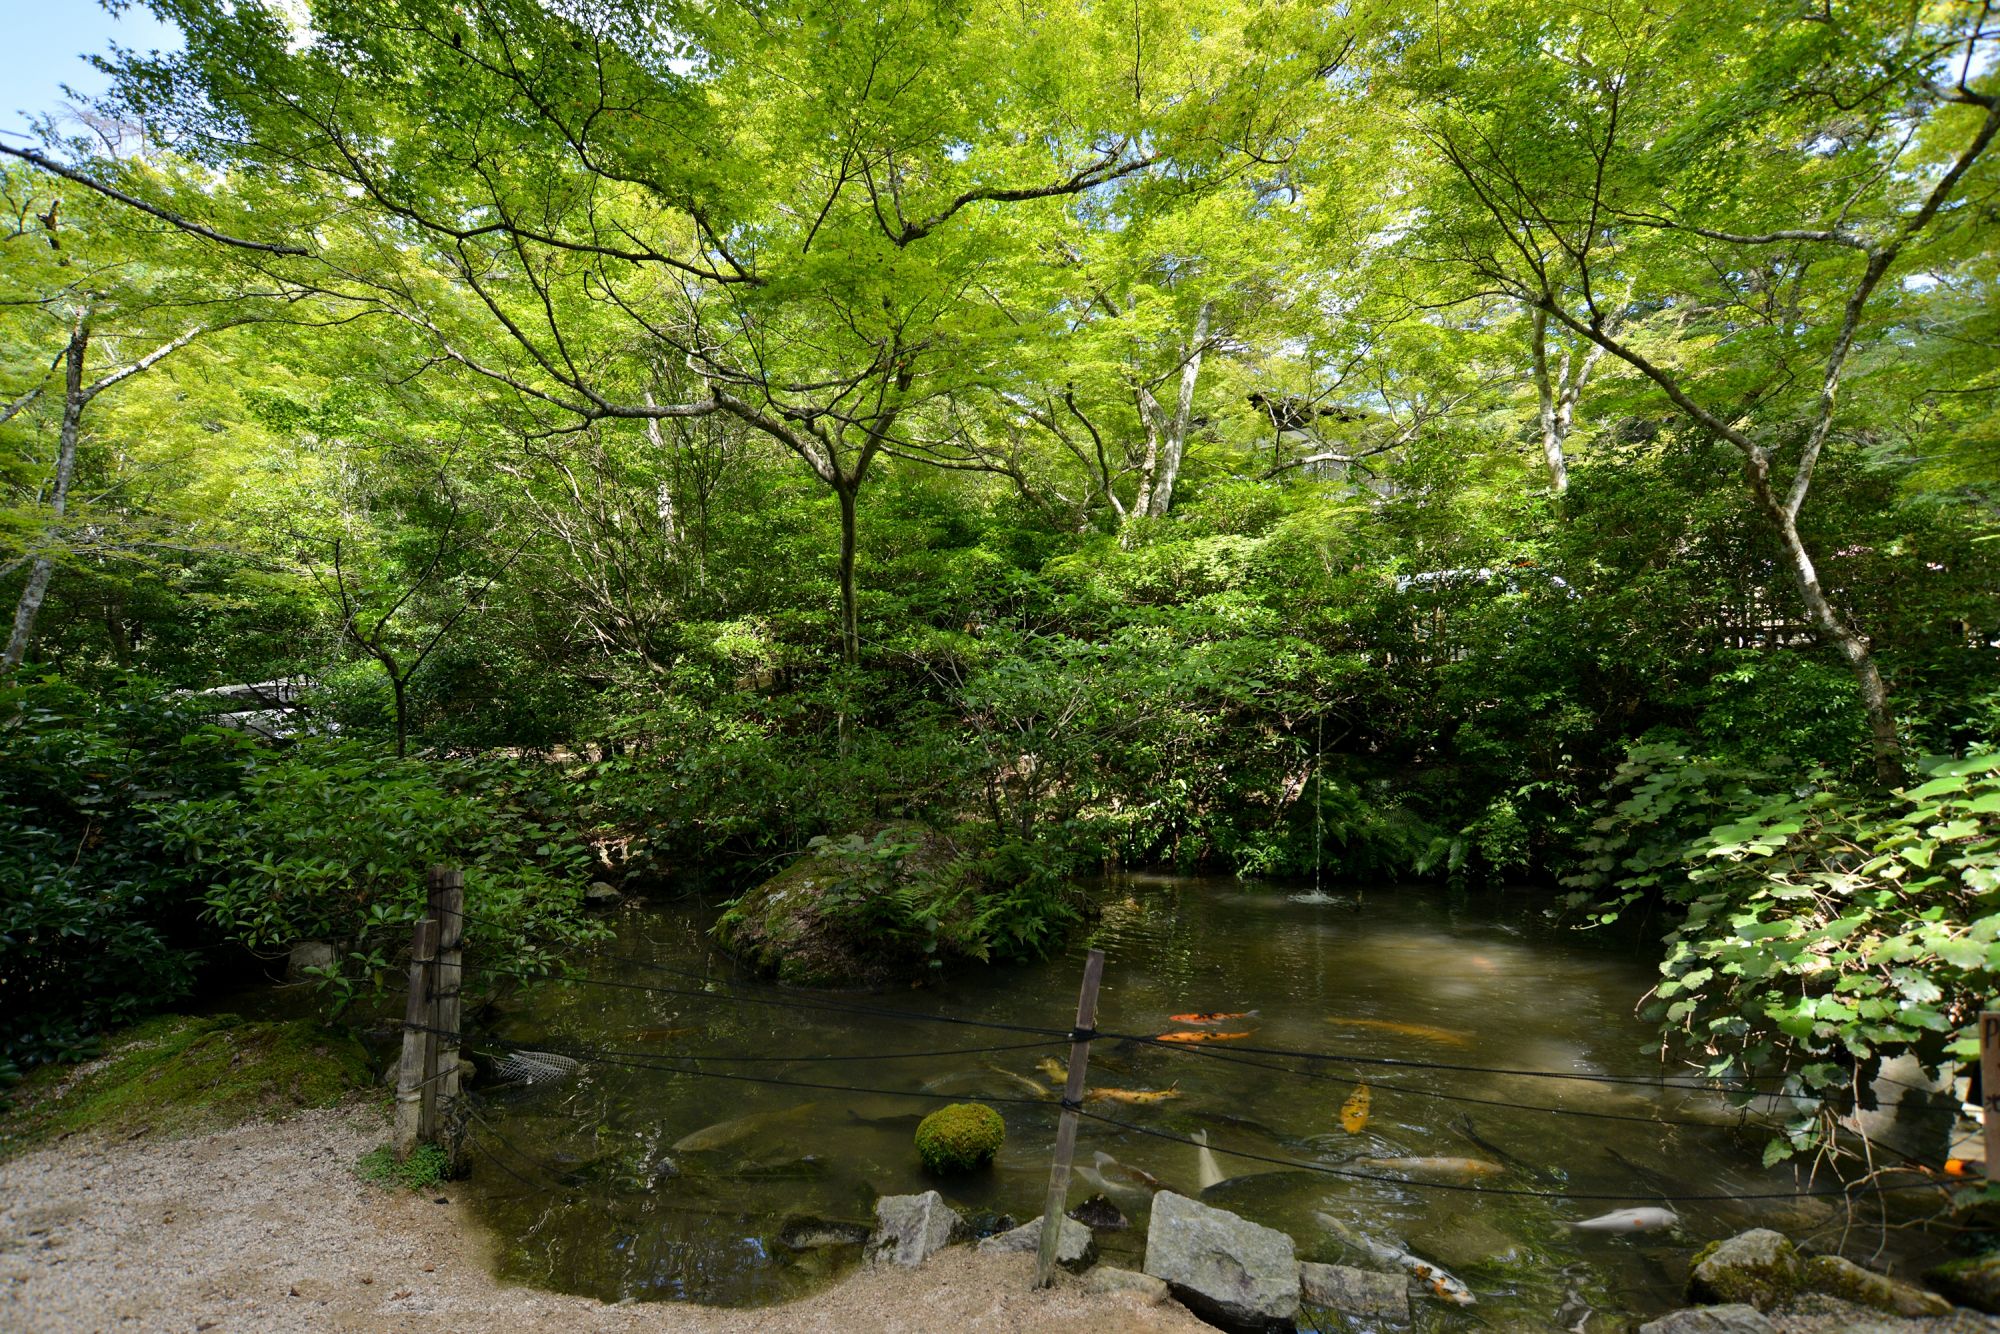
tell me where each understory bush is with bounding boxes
[1571,744,2000,1163]
[148,740,610,1006]
[0,678,250,1067]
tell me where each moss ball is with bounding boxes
[914,1102,1006,1174]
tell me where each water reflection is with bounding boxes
[462,878,1948,1328]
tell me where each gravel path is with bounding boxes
[0,1103,1209,1333]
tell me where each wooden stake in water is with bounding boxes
[1034,947,1105,1289]
[428,866,466,1166]
[1982,1011,2000,1182]
[394,917,438,1159]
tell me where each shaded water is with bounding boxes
[463,878,1947,1328]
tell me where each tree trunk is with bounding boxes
[1147,302,1212,518]
[391,671,409,760]
[3,320,88,673]
[835,482,860,666]
[1743,450,1902,784]
[1530,308,1569,495]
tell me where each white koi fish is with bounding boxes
[1572,1207,1679,1233]
[1193,1130,1224,1192]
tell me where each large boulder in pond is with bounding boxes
[714,822,966,987]
[1143,1190,1299,1331]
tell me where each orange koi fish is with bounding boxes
[1326,1017,1472,1047]
[1340,1083,1372,1134]
[1168,1010,1259,1025]
[1156,1030,1253,1043]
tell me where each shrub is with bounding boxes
[147,739,610,1007]
[356,1143,452,1191]
[0,678,252,1067]
[914,1102,1005,1174]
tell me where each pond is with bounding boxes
[459,877,1953,1329]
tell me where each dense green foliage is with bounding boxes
[0,0,1994,1169]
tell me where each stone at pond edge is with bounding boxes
[1800,1253,1952,1317]
[1143,1190,1300,1331]
[1689,1230,1802,1310]
[868,1191,962,1268]
[1928,1253,2000,1315]
[1083,1266,1170,1304]
[585,881,624,908]
[1070,1194,1128,1231]
[1299,1260,1409,1323]
[976,1214,1094,1267]
[1639,1305,1779,1334]
[778,1217,871,1251]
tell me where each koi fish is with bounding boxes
[1193,1130,1224,1192]
[1326,1017,1472,1046]
[1946,1158,1983,1178]
[1088,1085,1181,1105]
[1355,1155,1505,1180]
[1340,1083,1371,1134]
[984,1064,1053,1098]
[1572,1207,1679,1232]
[1316,1212,1475,1307]
[1036,1057,1068,1083]
[1168,1010,1259,1025]
[1156,1030,1253,1043]
[1075,1151,1162,1206]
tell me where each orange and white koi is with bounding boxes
[1316,1212,1475,1307]
[1156,1030,1253,1043]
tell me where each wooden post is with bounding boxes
[393,917,438,1160]
[1982,1011,2000,1182]
[1034,947,1105,1289]
[428,866,465,1166]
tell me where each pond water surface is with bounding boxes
[461,877,1951,1329]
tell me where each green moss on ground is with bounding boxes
[0,1013,374,1156]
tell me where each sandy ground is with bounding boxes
[0,1102,1210,1334]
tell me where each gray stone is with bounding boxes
[1083,1266,1170,1304]
[585,881,624,907]
[286,940,336,981]
[867,1191,961,1267]
[1300,1260,1409,1322]
[1689,1230,1801,1310]
[976,1214,1094,1267]
[1143,1190,1299,1330]
[1638,1306,1778,1334]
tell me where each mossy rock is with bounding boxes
[1927,1252,2000,1314]
[1801,1254,1951,1317]
[0,1013,373,1156]
[915,1102,1005,1174]
[1688,1230,1802,1310]
[714,821,965,988]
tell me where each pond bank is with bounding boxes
[0,1100,1210,1332]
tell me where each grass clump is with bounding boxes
[914,1101,1005,1174]
[356,1142,451,1191]
[0,1013,372,1156]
